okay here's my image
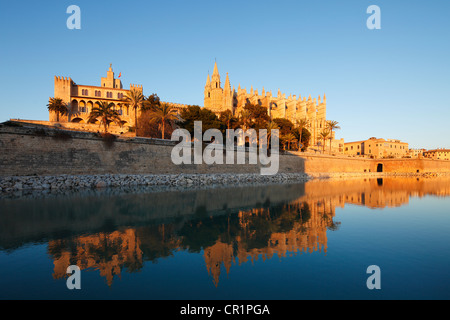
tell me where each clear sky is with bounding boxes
[0,0,449,149]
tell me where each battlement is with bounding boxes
[54,76,73,85]
[130,84,143,91]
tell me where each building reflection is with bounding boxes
[2,177,450,287]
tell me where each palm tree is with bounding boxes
[219,110,238,139]
[326,120,341,153]
[47,97,68,122]
[122,88,146,134]
[239,109,252,131]
[296,118,309,151]
[143,93,161,112]
[284,133,298,150]
[148,102,179,139]
[319,130,330,153]
[88,101,122,133]
[266,121,279,141]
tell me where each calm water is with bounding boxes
[0,177,449,300]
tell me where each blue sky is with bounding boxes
[0,0,449,149]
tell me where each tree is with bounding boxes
[219,110,238,131]
[326,120,341,153]
[122,88,147,134]
[144,93,161,111]
[273,118,294,136]
[178,105,223,136]
[295,119,309,151]
[284,133,297,151]
[47,97,68,122]
[219,109,238,139]
[241,102,270,130]
[296,127,311,151]
[88,101,122,133]
[238,109,252,131]
[266,121,280,142]
[319,130,330,153]
[148,102,179,139]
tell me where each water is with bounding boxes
[0,177,449,300]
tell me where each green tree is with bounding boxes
[219,110,238,130]
[143,93,161,111]
[273,118,295,136]
[266,121,280,142]
[88,101,122,133]
[242,103,270,130]
[319,129,330,153]
[284,133,298,150]
[47,97,68,122]
[295,119,309,151]
[326,120,341,153]
[122,88,147,134]
[148,102,179,139]
[178,105,223,136]
[295,127,311,151]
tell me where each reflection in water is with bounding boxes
[1,177,450,288]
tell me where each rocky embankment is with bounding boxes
[0,173,311,195]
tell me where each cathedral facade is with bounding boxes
[204,62,329,147]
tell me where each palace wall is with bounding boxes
[2,124,450,177]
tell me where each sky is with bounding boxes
[0,0,449,149]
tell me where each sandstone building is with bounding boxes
[424,149,450,160]
[344,137,409,158]
[52,64,142,129]
[204,62,331,147]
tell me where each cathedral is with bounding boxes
[204,62,330,147]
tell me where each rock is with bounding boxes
[13,182,23,190]
[96,181,107,188]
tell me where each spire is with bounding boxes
[205,73,211,87]
[213,61,219,76]
[211,61,220,88]
[224,73,231,92]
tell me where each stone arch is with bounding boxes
[377,163,383,173]
[71,117,84,123]
[79,100,86,113]
[71,99,79,112]
[87,101,94,114]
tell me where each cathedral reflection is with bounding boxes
[2,177,450,287]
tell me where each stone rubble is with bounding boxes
[0,173,311,195]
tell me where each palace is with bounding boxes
[52,64,142,128]
[204,62,330,147]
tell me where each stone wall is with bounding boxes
[1,123,450,177]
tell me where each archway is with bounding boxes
[87,101,93,114]
[377,163,383,173]
[71,118,84,123]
